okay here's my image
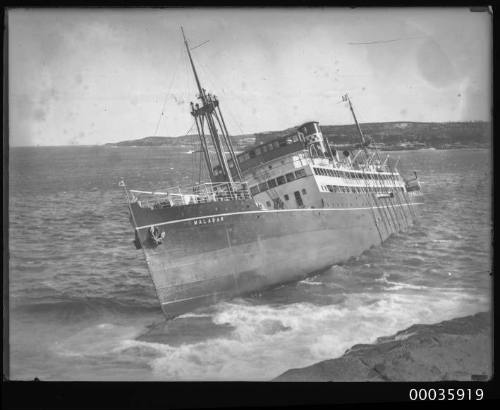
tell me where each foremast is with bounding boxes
[181,27,242,183]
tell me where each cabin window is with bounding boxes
[284,194,289,201]
[277,176,286,185]
[268,179,277,188]
[273,141,280,149]
[279,139,287,147]
[266,201,272,208]
[292,135,299,143]
[302,188,307,195]
[295,169,306,179]
[250,186,259,196]
[328,185,334,192]
[314,168,319,175]
[267,143,274,151]
[249,150,256,159]
[258,182,268,192]
[241,153,250,162]
[286,172,295,182]
[294,191,304,207]
[255,147,262,156]
[262,145,268,153]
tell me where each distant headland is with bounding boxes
[105,121,490,151]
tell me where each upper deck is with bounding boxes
[212,121,324,179]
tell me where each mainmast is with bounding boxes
[181,27,242,183]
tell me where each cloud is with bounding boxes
[7,8,492,146]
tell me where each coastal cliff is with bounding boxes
[274,312,491,382]
[105,121,490,151]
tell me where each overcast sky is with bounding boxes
[9,8,491,146]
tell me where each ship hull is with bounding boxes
[133,199,422,318]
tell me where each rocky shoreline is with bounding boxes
[274,311,491,382]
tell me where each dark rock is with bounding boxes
[274,312,491,382]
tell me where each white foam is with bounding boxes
[299,279,324,286]
[48,287,490,380]
[116,289,490,380]
[53,322,145,358]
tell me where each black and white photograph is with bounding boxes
[6,7,492,383]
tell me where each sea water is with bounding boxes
[8,146,491,380]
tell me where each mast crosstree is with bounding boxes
[181,27,242,183]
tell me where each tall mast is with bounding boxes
[343,93,366,147]
[181,27,241,183]
[181,27,206,104]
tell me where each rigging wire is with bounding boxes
[196,59,247,136]
[352,96,409,230]
[153,45,183,136]
[351,98,402,232]
[190,131,197,186]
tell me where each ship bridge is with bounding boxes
[211,121,327,179]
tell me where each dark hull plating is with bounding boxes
[133,197,422,318]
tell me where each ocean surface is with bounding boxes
[8,146,492,380]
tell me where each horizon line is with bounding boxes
[9,119,491,148]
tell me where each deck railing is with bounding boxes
[129,181,251,209]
